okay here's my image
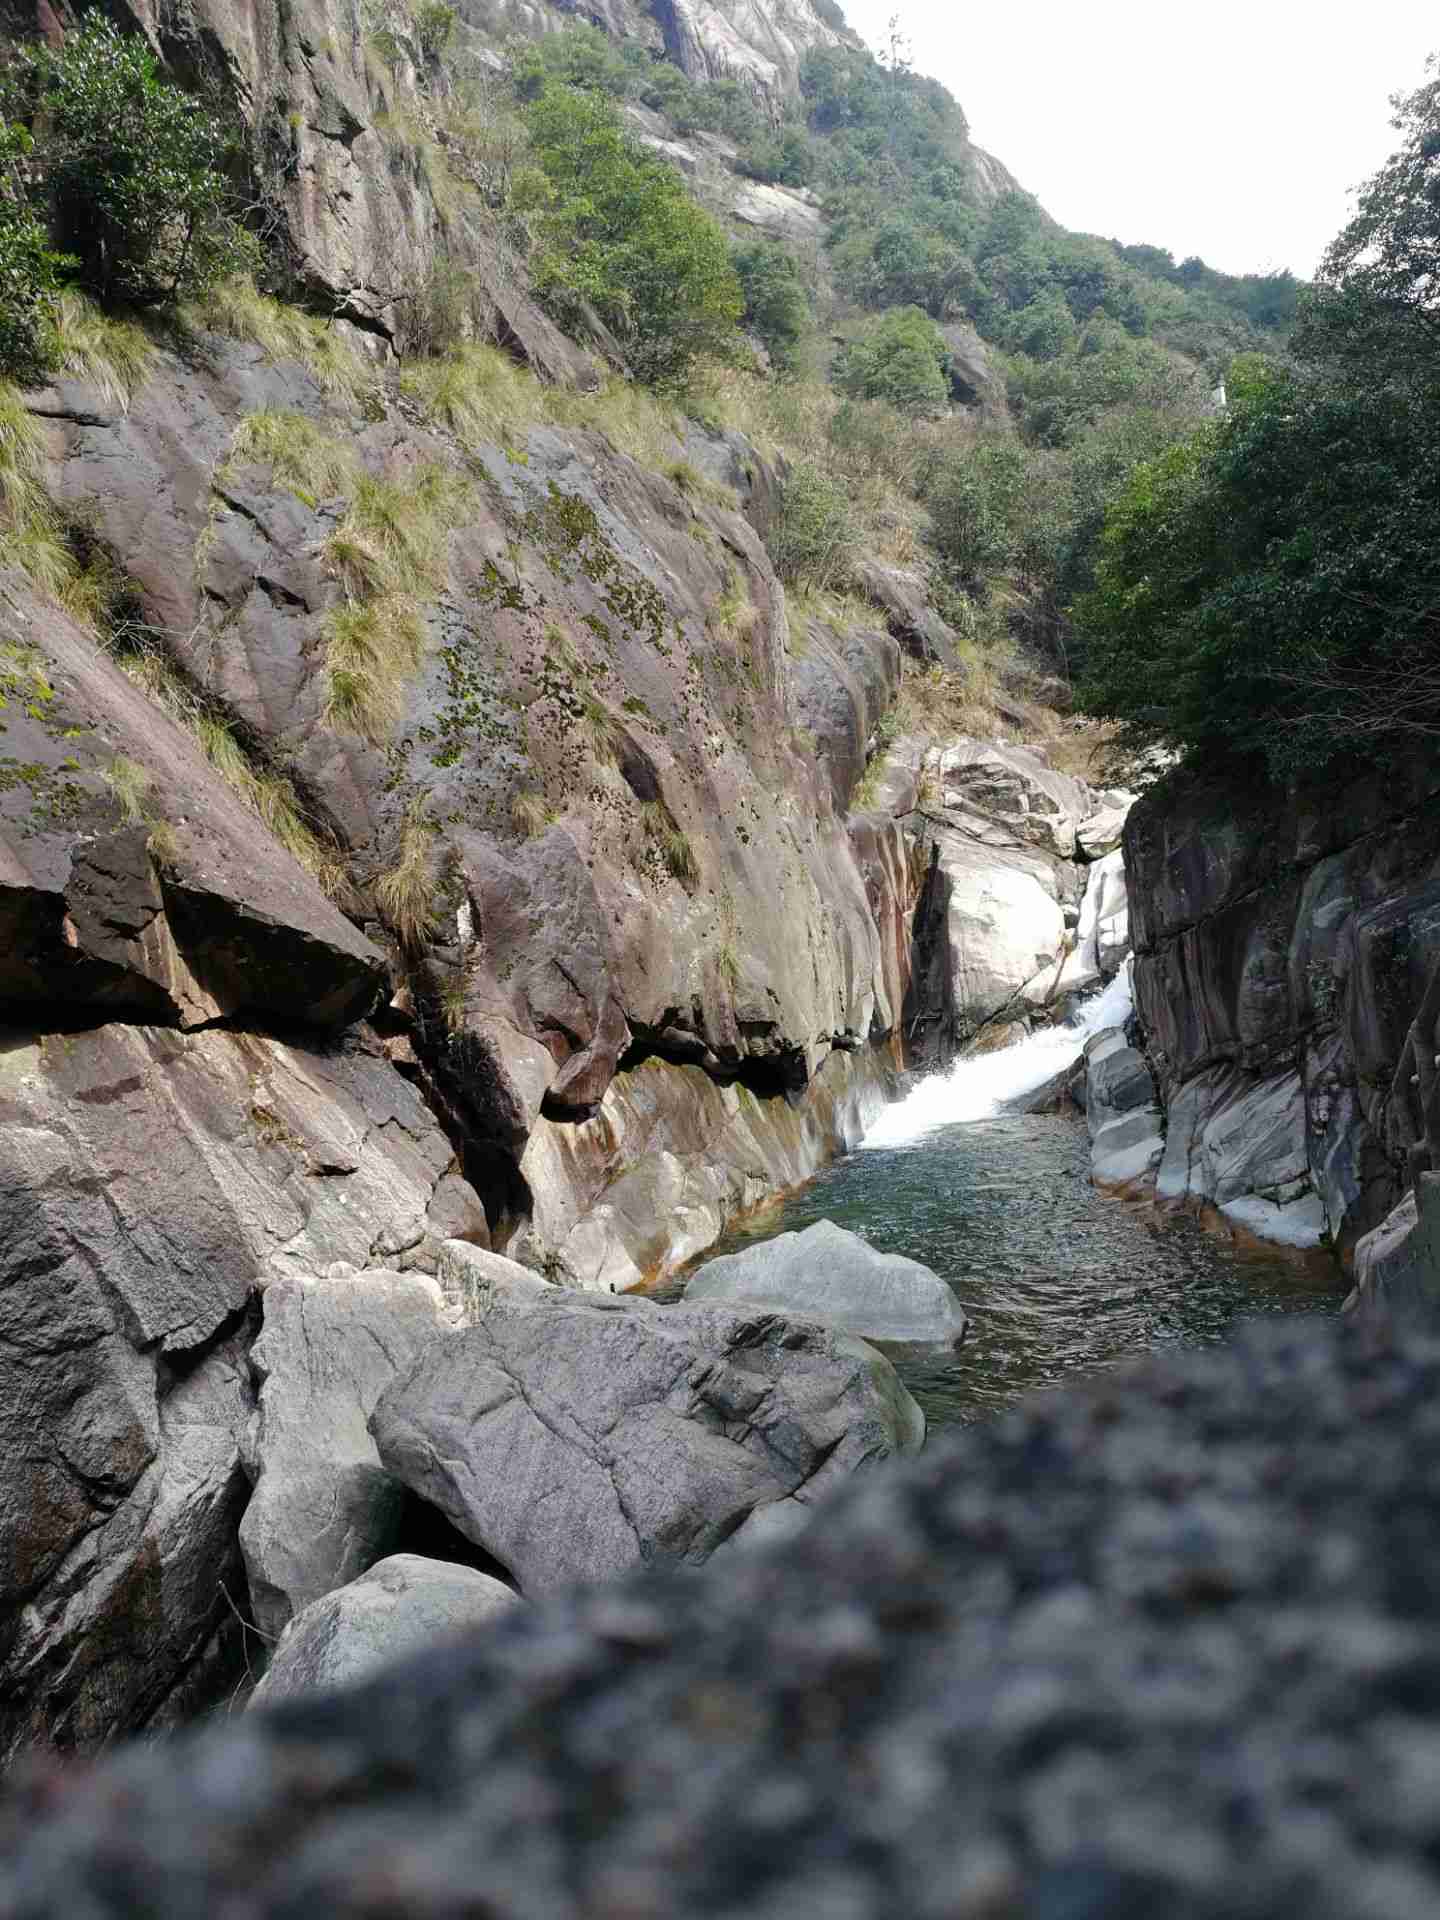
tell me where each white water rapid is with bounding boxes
[862,962,1136,1149]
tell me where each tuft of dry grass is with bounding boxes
[185,277,377,404]
[115,641,348,895]
[375,801,440,950]
[511,789,556,838]
[224,411,356,504]
[49,293,153,412]
[642,799,698,885]
[0,384,74,595]
[319,463,470,744]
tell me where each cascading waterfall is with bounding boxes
[862,961,1135,1147]
[683,951,1335,1427]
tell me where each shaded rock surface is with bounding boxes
[685,1218,968,1344]
[0,1021,482,1760]
[434,1240,554,1319]
[239,1270,451,1641]
[370,1290,923,1593]
[1057,849,1130,1001]
[0,577,384,1030]
[10,1319,1440,1918]
[938,321,1010,426]
[1085,1027,1163,1194]
[513,1045,896,1291]
[886,736,1128,1066]
[1349,1173,1440,1318]
[249,1555,517,1707]
[1125,753,1440,1252]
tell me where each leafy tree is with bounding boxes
[1295,54,1440,386]
[735,127,816,188]
[1076,52,1440,776]
[0,120,68,382]
[21,18,252,309]
[835,305,949,416]
[1075,360,1440,773]
[518,85,742,385]
[997,289,1077,362]
[1004,326,1202,449]
[512,25,636,103]
[733,240,810,368]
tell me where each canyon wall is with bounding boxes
[1123,753,1440,1258]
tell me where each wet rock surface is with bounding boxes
[1085,1027,1164,1193]
[370,1290,924,1593]
[5,1317,1440,1918]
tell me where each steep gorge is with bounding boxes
[0,0,1138,1751]
[0,0,1391,1765]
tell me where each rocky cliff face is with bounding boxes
[470,0,860,101]
[1123,753,1440,1258]
[0,0,1088,1755]
[647,0,860,99]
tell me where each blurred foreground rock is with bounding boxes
[6,1318,1440,1918]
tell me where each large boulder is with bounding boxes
[249,1556,517,1707]
[854,561,963,669]
[684,1219,967,1346]
[0,1021,483,1760]
[370,1291,923,1593]
[938,321,1010,426]
[16,1320,1440,1918]
[1348,1172,1440,1318]
[790,616,902,811]
[927,832,1071,1032]
[240,1270,451,1641]
[934,737,1093,860]
[512,1046,894,1293]
[1057,849,1130,998]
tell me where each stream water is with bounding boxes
[673,971,1344,1429]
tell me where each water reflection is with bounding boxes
[672,1112,1342,1429]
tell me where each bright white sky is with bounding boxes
[840,0,1437,278]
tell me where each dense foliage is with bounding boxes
[835,306,950,416]
[1076,55,1440,778]
[0,120,68,382]
[19,19,251,309]
[512,25,763,145]
[514,70,742,385]
[732,240,810,368]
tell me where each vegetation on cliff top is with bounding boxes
[1075,54,1440,781]
[0,1,1315,804]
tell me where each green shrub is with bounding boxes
[414,0,456,62]
[735,127,816,188]
[769,461,854,591]
[835,306,949,418]
[0,122,68,384]
[517,84,742,386]
[732,241,809,368]
[23,19,252,309]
